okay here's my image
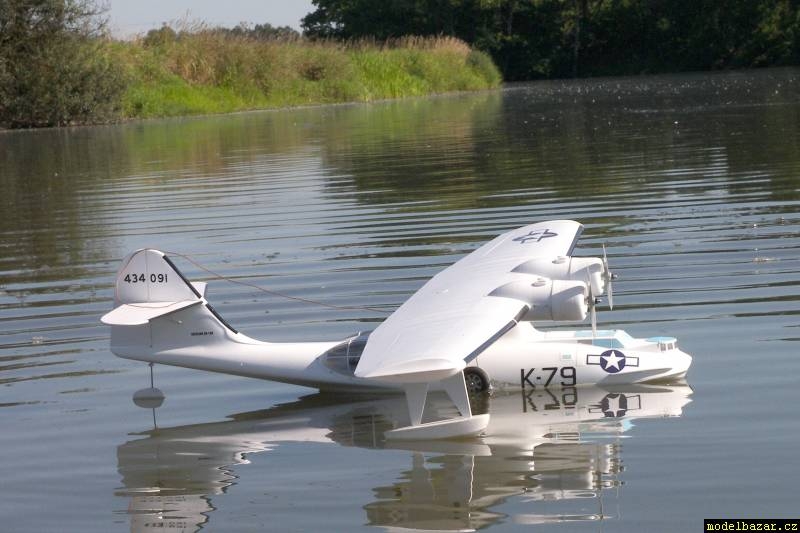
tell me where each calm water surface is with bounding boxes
[1,68,799,532]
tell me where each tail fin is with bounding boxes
[102,249,239,361]
[101,249,204,326]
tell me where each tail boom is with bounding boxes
[102,249,340,386]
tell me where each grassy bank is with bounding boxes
[112,32,502,119]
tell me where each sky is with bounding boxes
[106,0,316,37]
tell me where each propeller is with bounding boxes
[586,275,599,337]
[602,244,617,310]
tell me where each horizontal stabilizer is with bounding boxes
[101,300,202,326]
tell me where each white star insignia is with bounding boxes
[602,350,624,370]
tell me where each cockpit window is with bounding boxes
[648,336,677,352]
[574,330,634,349]
[323,331,372,375]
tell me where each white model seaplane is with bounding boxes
[101,220,692,440]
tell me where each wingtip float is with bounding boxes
[102,221,692,440]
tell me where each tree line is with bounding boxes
[3,0,798,128]
[301,0,800,80]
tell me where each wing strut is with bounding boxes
[386,372,489,441]
[441,372,472,418]
[404,382,429,426]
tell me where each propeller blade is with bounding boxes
[602,243,615,310]
[607,276,614,310]
[586,276,598,337]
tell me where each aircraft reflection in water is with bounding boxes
[116,384,691,532]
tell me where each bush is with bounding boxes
[0,0,126,128]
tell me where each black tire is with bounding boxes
[463,367,490,394]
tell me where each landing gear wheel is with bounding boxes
[463,368,490,394]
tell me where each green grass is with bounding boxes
[112,33,502,119]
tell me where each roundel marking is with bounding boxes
[599,349,626,373]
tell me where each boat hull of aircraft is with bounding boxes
[110,307,691,394]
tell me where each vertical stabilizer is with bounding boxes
[114,249,200,306]
[101,249,203,326]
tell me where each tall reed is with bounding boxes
[114,30,502,118]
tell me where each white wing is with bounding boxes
[355,220,584,382]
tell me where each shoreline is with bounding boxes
[0,84,503,133]
[5,65,798,133]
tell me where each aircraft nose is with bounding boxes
[673,349,693,377]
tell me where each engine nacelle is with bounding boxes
[490,278,588,322]
[514,256,605,295]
